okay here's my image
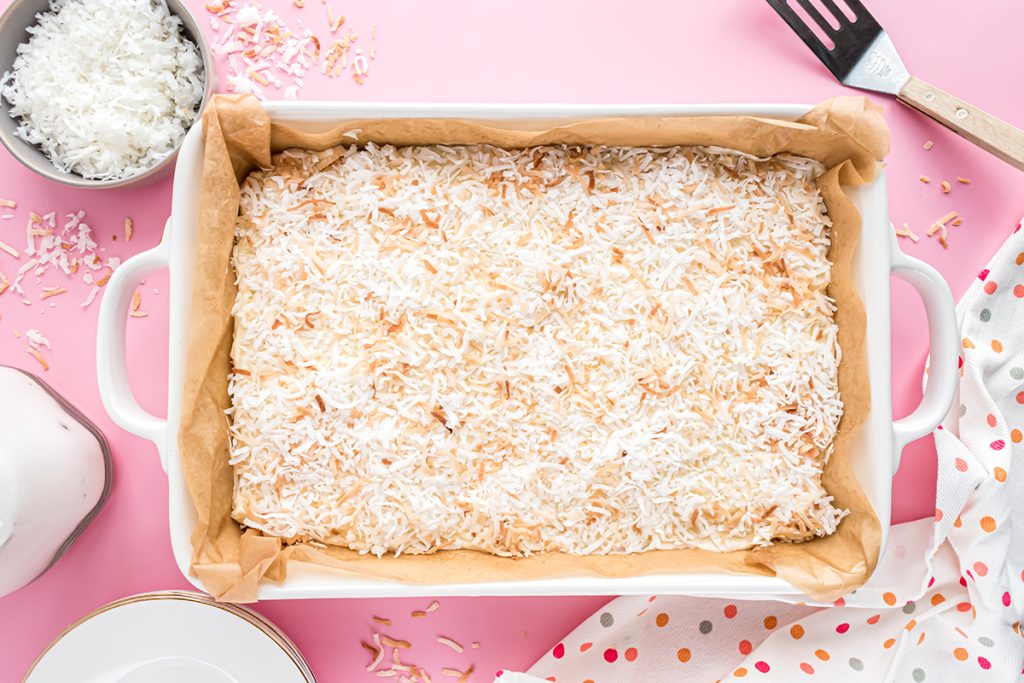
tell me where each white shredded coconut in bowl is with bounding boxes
[1,0,205,180]
[229,144,847,557]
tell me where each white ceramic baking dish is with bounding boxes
[96,102,958,601]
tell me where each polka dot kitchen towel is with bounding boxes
[495,224,1024,682]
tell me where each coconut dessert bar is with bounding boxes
[228,143,845,557]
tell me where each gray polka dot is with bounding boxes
[600,612,614,627]
[902,601,916,614]
[960,405,968,417]
[699,620,713,634]
[978,636,995,647]
[1011,367,1024,381]
[912,668,926,682]
[849,657,864,671]
[980,309,992,322]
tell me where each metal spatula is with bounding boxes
[767,0,1024,171]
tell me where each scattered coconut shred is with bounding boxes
[0,0,205,180]
[228,143,847,558]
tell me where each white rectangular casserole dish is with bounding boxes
[96,102,959,600]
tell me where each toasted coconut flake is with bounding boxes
[919,175,930,183]
[0,198,15,208]
[372,615,392,626]
[437,635,464,653]
[27,347,48,370]
[940,180,951,194]
[124,217,134,241]
[381,635,411,649]
[923,140,934,150]
[0,240,19,258]
[957,176,971,184]
[39,287,67,300]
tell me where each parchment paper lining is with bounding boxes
[180,95,887,602]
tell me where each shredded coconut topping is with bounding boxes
[229,143,846,557]
[1,0,205,180]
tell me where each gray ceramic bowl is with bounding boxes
[0,0,215,189]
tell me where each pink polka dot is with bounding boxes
[979,269,990,281]
[991,440,1006,451]
[928,576,936,587]
[1017,391,1024,405]
[974,562,988,577]
[724,604,738,619]
[966,570,975,581]
[496,672,504,678]
[955,458,969,472]
[604,648,618,663]
[800,663,814,674]
[987,414,998,427]
[984,281,998,294]
[979,656,992,670]
[836,623,850,634]
[1014,285,1024,298]
[833,597,845,607]
[624,647,638,662]
[754,661,770,673]
[1003,592,1012,607]
[960,577,968,587]
[739,640,752,655]
[552,643,565,659]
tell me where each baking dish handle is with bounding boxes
[96,224,170,449]
[889,243,959,470]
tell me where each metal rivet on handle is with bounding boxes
[955,108,969,120]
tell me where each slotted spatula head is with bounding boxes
[766,0,910,95]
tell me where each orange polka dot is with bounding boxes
[624,647,638,662]
[1016,285,1024,298]
[1011,429,1022,444]
[764,615,778,630]
[882,592,897,606]
[655,613,669,627]
[584,680,594,683]
[918,632,926,645]
[987,414,998,427]
[677,648,691,663]
[995,467,1007,483]
[984,281,998,294]
[992,340,1004,353]
[931,593,946,606]
[734,667,748,677]
[980,516,997,532]
[1018,251,1024,266]
[974,561,989,576]
[954,647,969,661]
[963,337,975,349]
[580,642,593,652]
[905,619,917,631]
[954,516,963,528]
[867,614,881,625]
[884,638,896,649]
[957,602,972,612]
[815,649,830,661]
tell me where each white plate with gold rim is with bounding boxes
[24,591,314,683]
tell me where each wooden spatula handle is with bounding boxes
[898,76,1024,171]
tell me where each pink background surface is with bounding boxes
[1,0,1023,680]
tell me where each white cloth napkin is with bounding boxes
[496,223,1024,682]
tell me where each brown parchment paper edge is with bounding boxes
[180,94,887,603]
